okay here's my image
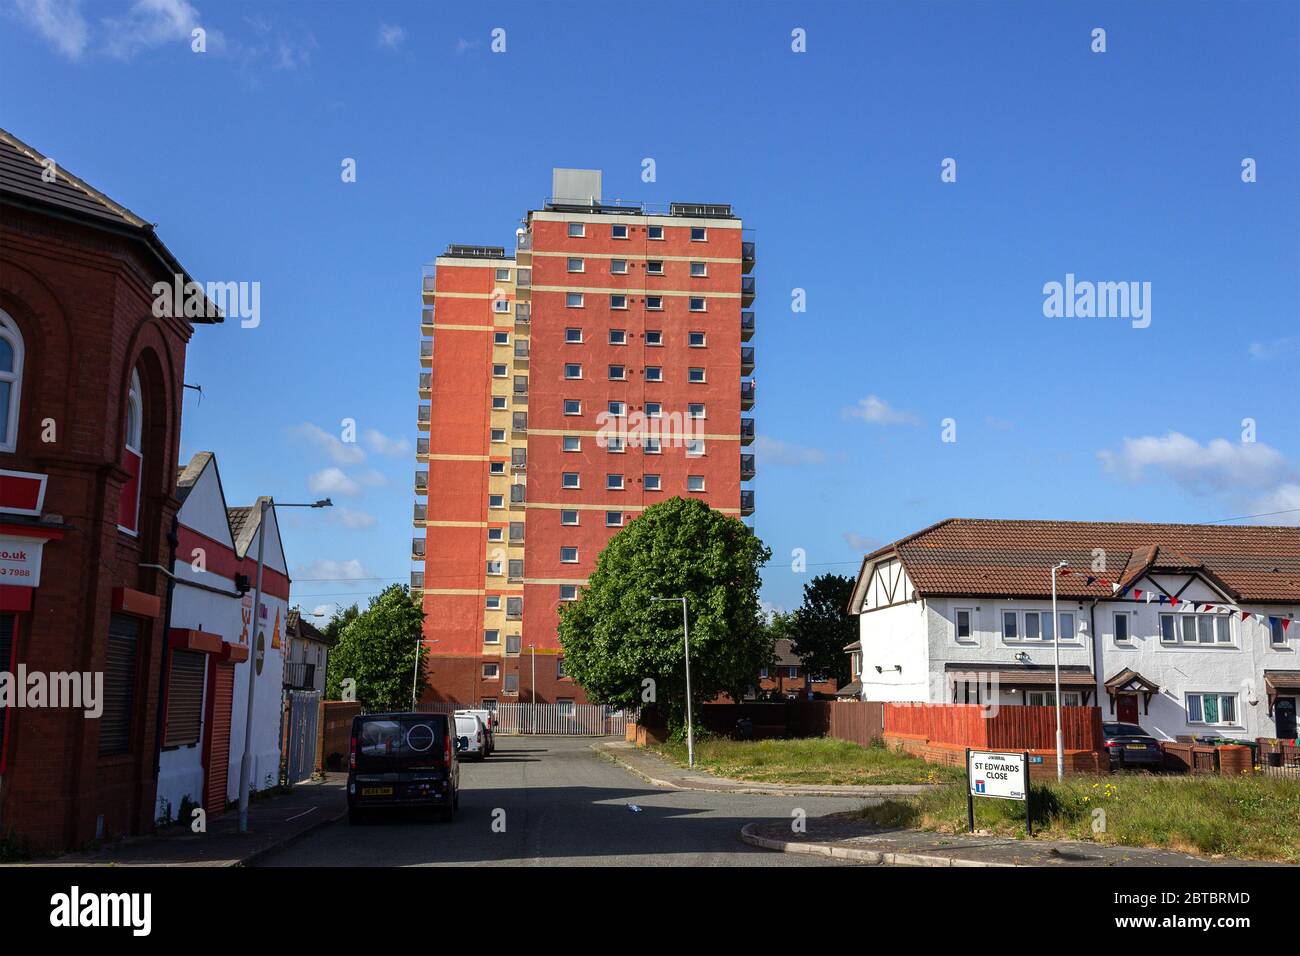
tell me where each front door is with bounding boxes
[1117,694,1139,724]
[1276,697,1297,739]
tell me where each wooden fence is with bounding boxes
[696,700,884,744]
[883,702,1101,751]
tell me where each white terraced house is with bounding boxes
[846,519,1300,742]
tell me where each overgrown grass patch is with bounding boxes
[857,773,1300,863]
[651,736,963,786]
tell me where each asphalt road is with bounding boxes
[255,736,870,866]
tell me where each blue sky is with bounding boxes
[3,0,1297,615]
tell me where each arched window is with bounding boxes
[118,368,143,535]
[0,310,25,453]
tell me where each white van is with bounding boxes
[455,708,496,755]
[453,713,487,761]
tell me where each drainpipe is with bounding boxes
[1089,600,1101,713]
[152,515,180,779]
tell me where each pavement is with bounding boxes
[741,815,1274,867]
[18,773,348,867]
[595,739,936,797]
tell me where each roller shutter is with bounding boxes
[164,650,206,747]
[99,614,140,756]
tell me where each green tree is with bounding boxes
[557,497,772,734]
[788,573,857,686]
[325,585,427,709]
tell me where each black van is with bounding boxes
[347,712,462,823]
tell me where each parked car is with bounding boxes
[453,713,488,761]
[348,712,462,823]
[1102,722,1163,770]
[455,708,496,755]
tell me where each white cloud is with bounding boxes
[308,467,361,497]
[297,558,372,581]
[454,37,480,53]
[376,21,404,48]
[364,428,410,458]
[1248,484,1300,525]
[293,423,365,465]
[1098,432,1290,493]
[309,603,339,619]
[14,0,89,58]
[842,395,920,426]
[753,435,828,467]
[843,532,879,551]
[1248,335,1300,361]
[101,0,200,60]
[332,506,376,529]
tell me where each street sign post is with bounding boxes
[966,748,1033,836]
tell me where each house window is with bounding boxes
[1164,612,1232,645]
[482,663,500,680]
[565,327,583,343]
[565,363,582,380]
[645,367,662,382]
[759,668,769,679]
[492,396,507,410]
[480,698,498,710]
[560,547,578,563]
[688,367,706,383]
[606,474,624,490]
[489,494,504,509]
[509,522,524,542]
[687,475,705,492]
[506,596,523,617]
[0,310,24,452]
[645,402,662,418]
[560,585,578,601]
[955,608,973,642]
[557,698,576,717]
[1002,611,1018,641]
[1271,618,1289,645]
[566,292,584,308]
[493,299,510,313]
[564,399,581,415]
[611,259,628,274]
[567,257,585,273]
[647,261,664,275]
[560,509,579,525]
[490,461,506,477]
[557,658,568,678]
[99,614,140,756]
[563,436,581,452]
[688,331,706,347]
[643,438,661,454]
[690,227,706,241]
[648,225,664,240]
[1160,614,1176,643]
[490,428,506,442]
[487,527,504,542]
[487,559,503,575]
[1114,612,1130,643]
[646,296,663,310]
[690,261,707,277]
[118,368,144,535]
[609,365,626,381]
[687,403,705,419]
[688,296,706,312]
[562,473,580,489]
[1186,692,1237,726]
[495,268,510,281]
[609,329,627,345]
[611,224,628,239]
[610,294,628,310]
[606,436,625,453]
[785,666,798,680]
[506,634,522,655]
[163,650,205,748]
[606,511,623,527]
[567,222,585,237]
[504,674,519,695]
[685,439,704,457]
[645,330,663,346]
[644,475,661,491]
[1028,691,1082,707]
[485,595,501,610]
[493,364,508,377]
[494,331,509,346]
[484,630,500,645]
[608,401,626,417]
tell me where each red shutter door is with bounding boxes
[202,661,236,813]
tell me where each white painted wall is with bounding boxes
[858,599,931,701]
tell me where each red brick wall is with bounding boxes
[419,650,591,707]
[0,206,196,851]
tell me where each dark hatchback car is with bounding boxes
[1102,722,1163,770]
[348,712,462,823]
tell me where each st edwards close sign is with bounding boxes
[966,748,1033,835]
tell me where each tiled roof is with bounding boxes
[772,638,801,667]
[861,518,1300,603]
[287,608,332,646]
[175,451,213,505]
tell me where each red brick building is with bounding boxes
[0,128,218,851]
[414,168,755,708]
[756,638,840,700]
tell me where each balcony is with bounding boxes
[420,337,433,367]
[741,454,756,480]
[513,376,529,402]
[516,231,532,253]
[283,661,316,691]
[740,275,755,306]
[514,339,529,362]
[512,411,528,433]
[509,484,526,507]
[422,275,436,298]
[421,307,434,334]
[741,311,755,341]
[741,240,755,274]
[740,380,756,410]
[741,490,755,516]
[741,346,754,375]
[740,417,754,445]
[515,303,530,324]
[413,502,426,526]
[410,570,424,591]
[418,371,431,398]
[415,470,428,494]
[411,537,426,560]
[417,404,430,431]
[516,268,531,289]
[416,436,429,457]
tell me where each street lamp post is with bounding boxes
[1050,560,1069,782]
[651,596,694,768]
[412,638,438,709]
[237,497,331,834]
